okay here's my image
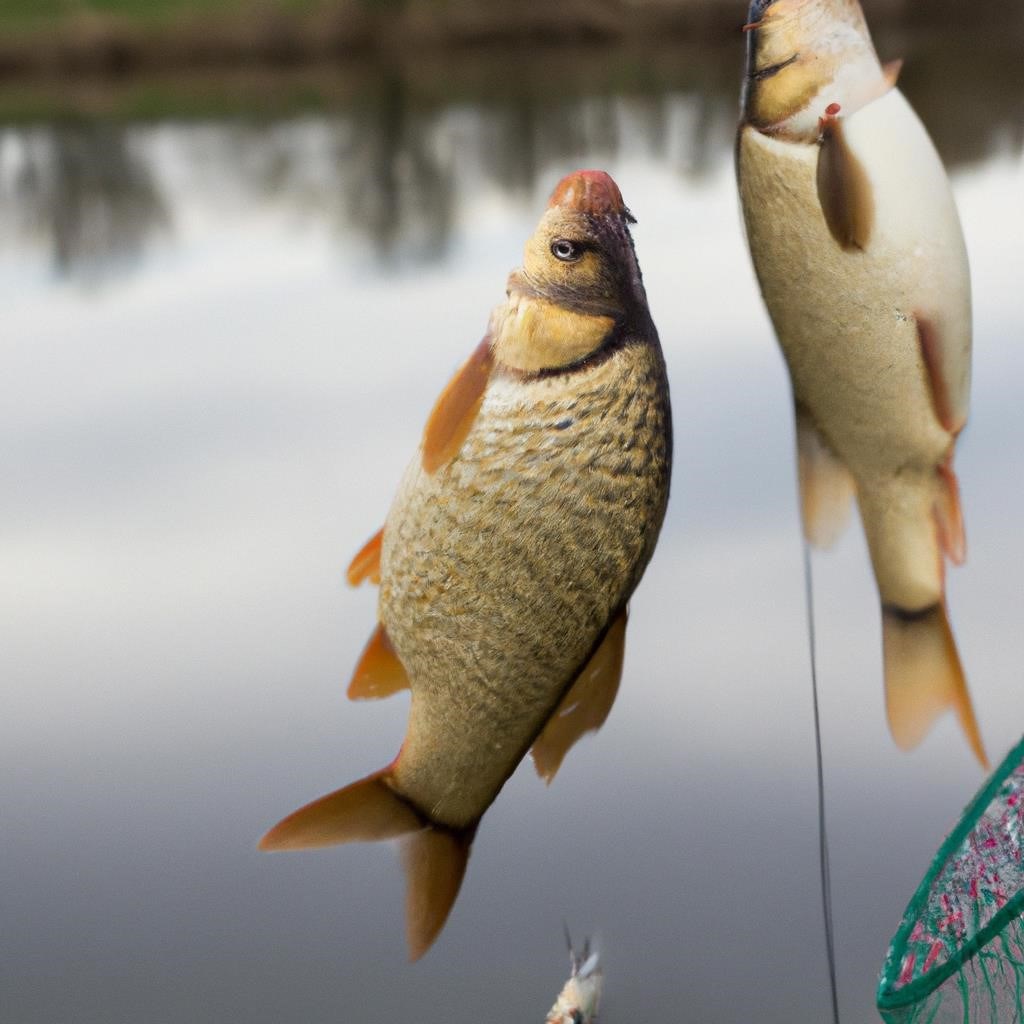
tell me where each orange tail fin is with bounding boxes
[882,604,987,769]
[401,827,473,961]
[259,769,474,960]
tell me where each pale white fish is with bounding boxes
[546,931,603,1024]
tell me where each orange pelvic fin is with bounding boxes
[347,528,383,586]
[795,411,856,549]
[258,768,423,851]
[348,623,410,700]
[816,104,874,252]
[401,826,473,961]
[934,458,966,566]
[422,337,494,475]
[532,608,627,784]
[916,312,967,435]
[882,604,987,769]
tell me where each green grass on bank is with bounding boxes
[0,0,341,30]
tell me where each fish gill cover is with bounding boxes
[878,733,1024,1023]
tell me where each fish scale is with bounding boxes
[383,340,670,828]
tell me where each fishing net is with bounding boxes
[878,735,1024,1023]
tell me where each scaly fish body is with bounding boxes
[737,0,984,763]
[384,341,669,827]
[261,169,671,957]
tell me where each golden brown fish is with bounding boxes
[736,0,986,765]
[260,170,672,958]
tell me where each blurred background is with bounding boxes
[3,1,1023,1021]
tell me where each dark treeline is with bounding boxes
[2,8,1020,280]
[0,0,1022,79]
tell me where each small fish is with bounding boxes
[736,0,986,766]
[260,170,672,959]
[546,931,603,1024]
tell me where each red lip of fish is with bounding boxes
[548,169,627,217]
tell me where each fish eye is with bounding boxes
[550,239,584,262]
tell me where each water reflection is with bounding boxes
[339,74,456,263]
[0,21,1020,281]
[7,121,167,282]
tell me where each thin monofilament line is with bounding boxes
[803,541,840,1024]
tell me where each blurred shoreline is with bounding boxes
[0,1,1019,179]
[1,0,1021,84]
[1,0,1020,281]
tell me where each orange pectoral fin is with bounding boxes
[258,769,423,851]
[816,110,874,251]
[347,528,383,586]
[421,337,494,474]
[348,623,410,700]
[532,608,627,785]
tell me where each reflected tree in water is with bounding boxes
[0,20,1018,279]
[8,122,167,283]
[335,74,456,265]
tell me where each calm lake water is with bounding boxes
[3,26,1024,1024]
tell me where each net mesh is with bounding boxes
[878,735,1024,1023]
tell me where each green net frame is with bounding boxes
[878,734,1024,1023]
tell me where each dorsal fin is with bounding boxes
[816,103,875,251]
[421,338,494,474]
[347,528,383,586]
[347,623,410,700]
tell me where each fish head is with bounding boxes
[527,169,646,316]
[742,0,882,139]
[494,170,651,373]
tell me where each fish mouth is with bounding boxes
[548,170,634,221]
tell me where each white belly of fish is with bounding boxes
[738,87,971,481]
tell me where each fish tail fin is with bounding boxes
[882,603,988,769]
[401,825,474,961]
[259,768,475,960]
[258,768,423,851]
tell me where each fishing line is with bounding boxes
[802,540,841,1024]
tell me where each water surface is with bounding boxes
[3,38,1024,1024]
